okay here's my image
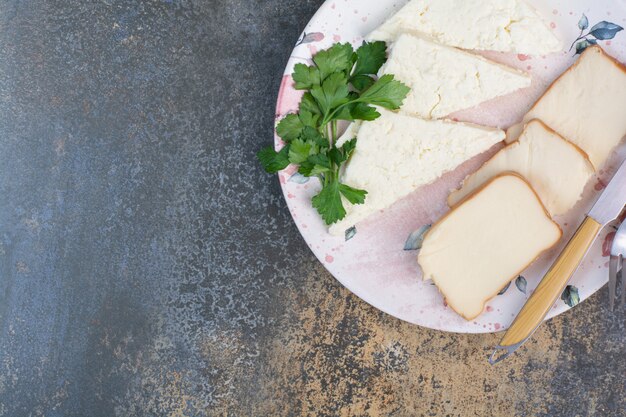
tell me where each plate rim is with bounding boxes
[273,0,623,333]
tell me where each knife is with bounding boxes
[489,158,626,365]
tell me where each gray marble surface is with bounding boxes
[0,1,625,416]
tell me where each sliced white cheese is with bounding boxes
[448,120,595,216]
[381,34,531,119]
[419,174,562,320]
[368,0,562,55]
[507,46,626,169]
[328,110,504,235]
[335,121,362,148]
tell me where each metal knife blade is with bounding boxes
[589,159,626,226]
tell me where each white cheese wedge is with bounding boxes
[448,120,595,216]
[335,121,362,148]
[380,34,531,119]
[419,174,562,320]
[368,0,562,55]
[328,110,504,235]
[507,46,626,169]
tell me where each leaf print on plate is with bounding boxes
[561,285,581,307]
[288,172,310,184]
[345,226,357,242]
[576,39,592,54]
[296,32,325,46]
[515,275,527,294]
[403,224,431,251]
[578,13,589,30]
[570,15,624,54]
[589,21,624,40]
[497,281,511,296]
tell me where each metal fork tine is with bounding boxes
[619,254,626,307]
[609,255,619,311]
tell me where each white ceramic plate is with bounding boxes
[275,0,626,332]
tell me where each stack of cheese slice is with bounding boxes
[380,33,531,118]
[507,46,626,169]
[418,174,562,320]
[368,0,562,55]
[448,120,595,216]
[328,110,504,235]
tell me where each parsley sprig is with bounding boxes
[258,41,410,225]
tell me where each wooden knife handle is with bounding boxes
[497,216,601,348]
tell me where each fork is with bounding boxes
[609,220,626,310]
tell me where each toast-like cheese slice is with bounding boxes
[419,174,562,320]
[368,0,562,55]
[507,46,626,169]
[381,34,531,119]
[448,120,595,215]
[328,110,504,235]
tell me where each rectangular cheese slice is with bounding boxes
[448,120,595,216]
[368,0,562,55]
[507,46,626,169]
[328,110,504,235]
[419,174,562,320]
[381,34,531,119]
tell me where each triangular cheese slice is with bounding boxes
[506,46,626,169]
[369,0,562,55]
[419,174,562,320]
[381,34,530,118]
[448,120,595,216]
[328,110,504,235]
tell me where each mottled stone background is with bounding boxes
[0,1,625,416]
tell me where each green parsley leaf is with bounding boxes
[313,43,354,81]
[328,147,345,165]
[299,152,331,176]
[327,138,357,166]
[330,92,359,121]
[298,110,319,129]
[340,138,357,160]
[292,63,320,90]
[300,126,329,148]
[350,74,375,92]
[312,179,346,224]
[308,153,331,169]
[339,183,367,205]
[353,41,387,76]
[350,103,380,121]
[311,72,350,115]
[298,160,315,176]
[310,164,331,176]
[276,112,321,142]
[333,105,355,121]
[275,114,304,142]
[288,139,316,164]
[359,74,410,110]
[257,145,290,173]
[299,92,322,116]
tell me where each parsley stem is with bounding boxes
[320,102,352,126]
[329,122,335,180]
[320,96,372,126]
